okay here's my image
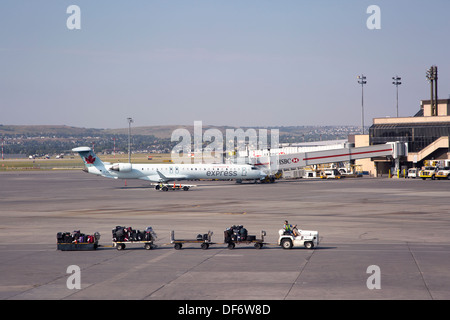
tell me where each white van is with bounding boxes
[407,168,418,179]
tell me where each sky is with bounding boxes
[1,0,449,129]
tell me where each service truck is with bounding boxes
[419,166,438,180]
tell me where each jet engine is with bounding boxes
[110,163,132,172]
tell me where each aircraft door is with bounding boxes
[170,167,173,174]
[175,167,179,174]
[242,167,247,176]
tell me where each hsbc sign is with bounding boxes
[257,153,306,171]
[277,157,300,165]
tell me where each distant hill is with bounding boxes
[104,125,236,139]
[104,124,361,140]
[0,124,362,155]
[1,124,361,140]
[0,125,103,136]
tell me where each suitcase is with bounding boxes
[144,232,153,241]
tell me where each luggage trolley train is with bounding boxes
[57,224,318,251]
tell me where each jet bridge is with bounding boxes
[250,142,407,173]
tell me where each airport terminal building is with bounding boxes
[356,99,450,176]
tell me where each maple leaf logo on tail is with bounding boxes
[85,155,96,164]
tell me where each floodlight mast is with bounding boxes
[426,66,438,116]
[357,75,367,134]
[392,76,402,117]
[127,117,133,163]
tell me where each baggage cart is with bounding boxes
[170,230,214,250]
[57,242,99,251]
[224,228,267,249]
[113,240,155,251]
[112,226,157,250]
[57,231,100,251]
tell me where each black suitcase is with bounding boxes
[144,232,153,241]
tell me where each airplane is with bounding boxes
[72,147,268,189]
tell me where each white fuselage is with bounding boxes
[88,162,265,182]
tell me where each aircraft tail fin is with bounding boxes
[72,147,105,168]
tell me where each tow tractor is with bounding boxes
[170,230,215,250]
[153,183,196,191]
[224,225,266,249]
[278,229,319,249]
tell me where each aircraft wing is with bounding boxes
[156,170,168,181]
[139,170,189,182]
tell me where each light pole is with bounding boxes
[127,117,133,163]
[357,74,367,134]
[426,66,438,116]
[392,76,402,117]
[112,137,116,158]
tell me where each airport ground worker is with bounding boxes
[284,220,300,236]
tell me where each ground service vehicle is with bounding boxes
[320,169,341,179]
[419,166,437,180]
[153,183,195,191]
[407,168,418,178]
[278,229,319,249]
[436,167,450,180]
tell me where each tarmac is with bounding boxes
[1,170,450,301]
